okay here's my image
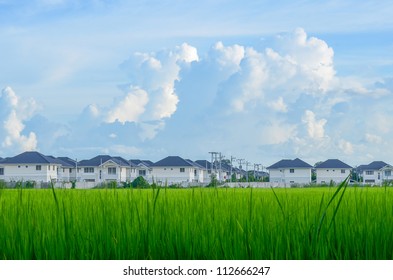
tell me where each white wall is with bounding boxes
[316,168,351,184]
[1,164,60,182]
[269,168,311,184]
[151,166,203,185]
[362,167,393,185]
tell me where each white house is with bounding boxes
[361,161,393,185]
[0,151,62,182]
[129,159,154,182]
[315,159,352,184]
[78,155,132,183]
[267,158,312,185]
[47,156,77,182]
[151,156,204,186]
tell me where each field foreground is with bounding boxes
[0,186,393,260]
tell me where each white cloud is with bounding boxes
[138,121,165,141]
[338,139,354,155]
[212,41,245,71]
[268,96,288,112]
[258,120,297,145]
[365,133,382,144]
[302,110,327,139]
[0,87,38,152]
[106,87,148,124]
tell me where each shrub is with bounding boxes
[131,176,150,188]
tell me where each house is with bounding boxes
[315,159,352,184]
[0,151,62,182]
[267,158,312,185]
[195,160,213,182]
[129,159,154,182]
[151,156,204,185]
[46,156,77,182]
[361,161,393,185]
[78,155,132,183]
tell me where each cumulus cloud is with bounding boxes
[105,42,199,141]
[0,87,38,152]
[106,87,148,124]
[4,28,393,165]
[302,110,327,139]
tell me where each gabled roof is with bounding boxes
[195,160,212,170]
[57,157,77,167]
[46,156,75,167]
[355,164,367,173]
[185,159,204,169]
[78,155,130,167]
[130,159,153,167]
[267,158,312,169]
[315,159,352,169]
[153,156,195,167]
[363,161,391,170]
[1,151,61,165]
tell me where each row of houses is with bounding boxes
[267,158,393,185]
[0,151,240,186]
[0,151,392,186]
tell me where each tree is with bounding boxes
[131,176,150,188]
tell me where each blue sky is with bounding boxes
[1,0,393,167]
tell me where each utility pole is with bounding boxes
[237,159,245,181]
[219,153,226,182]
[230,156,236,182]
[245,161,250,182]
[209,152,219,183]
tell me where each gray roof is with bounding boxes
[315,159,352,169]
[1,151,61,165]
[78,155,130,167]
[267,158,312,169]
[195,160,212,169]
[57,157,77,167]
[130,159,153,167]
[363,161,391,170]
[153,156,196,167]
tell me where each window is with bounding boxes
[180,168,185,173]
[366,171,374,175]
[290,169,294,173]
[341,169,345,174]
[108,167,116,175]
[0,168,4,175]
[36,165,41,171]
[63,168,65,173]
[139,170,146,176]
[84,167,94,173]
[69,168,72,173]
[385,171,392,177]
[194,169,197,176]
[53,165,55,171]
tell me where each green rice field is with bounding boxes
[1,184,393,260]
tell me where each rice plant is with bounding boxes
[0,185,393,260]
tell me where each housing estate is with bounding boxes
[2,150,393,188]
